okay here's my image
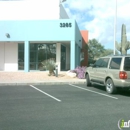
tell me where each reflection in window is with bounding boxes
[18,43,24,70]
[61,45,66,70]
[94,58,103,67]
[110,58,122,69]
[101,58,109,68]
[18,43,56,71]
[124,57,130,71]
[30,43,56,70]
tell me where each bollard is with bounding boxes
[55,65,58,77]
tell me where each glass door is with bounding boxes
[61,45,66,71]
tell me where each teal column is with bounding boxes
[70,41,75,70]
[24,41,30,72]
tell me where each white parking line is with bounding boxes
[69,84,118,100]
[30,85,61,102]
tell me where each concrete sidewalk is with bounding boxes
[0,71,86,86]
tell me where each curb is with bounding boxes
[0,81,86,86]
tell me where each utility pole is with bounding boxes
[114,0,117,55]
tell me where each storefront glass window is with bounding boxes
[18,43,24,70]
[18,43,56,71]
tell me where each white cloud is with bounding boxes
[64,0,130,51]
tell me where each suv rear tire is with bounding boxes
[86,74,91,87]
[105,78,117,94]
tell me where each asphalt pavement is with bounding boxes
[0,84,130,130]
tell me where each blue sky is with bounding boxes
[63,0,130,53]
[0,0,130,53]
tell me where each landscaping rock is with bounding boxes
[66,70,76,78]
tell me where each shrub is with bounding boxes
[70,66,87,79]
[41,58,56,76]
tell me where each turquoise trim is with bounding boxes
[70,41,75,70]
[24,41,30,72]
[0,20,75,41]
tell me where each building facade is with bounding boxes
[0,0,88,72]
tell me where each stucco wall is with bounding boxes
[0,19,83,71]
[0,20,75,42]
[0,0,59,20]
[75,21,82,48]
[80,30,89,66]
[0,43,4,70]
[4,42,18,71]
[60,4,69,19]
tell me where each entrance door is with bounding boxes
[61,45,66,71]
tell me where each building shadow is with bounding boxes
[116,89,130,97]
[92,84,106,91]
[91,84,130,97]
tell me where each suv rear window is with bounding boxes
[109,58,122,69]
[124,57,130,71]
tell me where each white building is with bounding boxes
[0,0,88,72]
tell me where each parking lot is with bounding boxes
[0,84,130,130]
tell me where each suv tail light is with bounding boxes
[119,71,127,79]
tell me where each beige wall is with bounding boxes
[0,42,18,71]
[0,43,4,70]
[5,42,18,71]
[56,43,61,72]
